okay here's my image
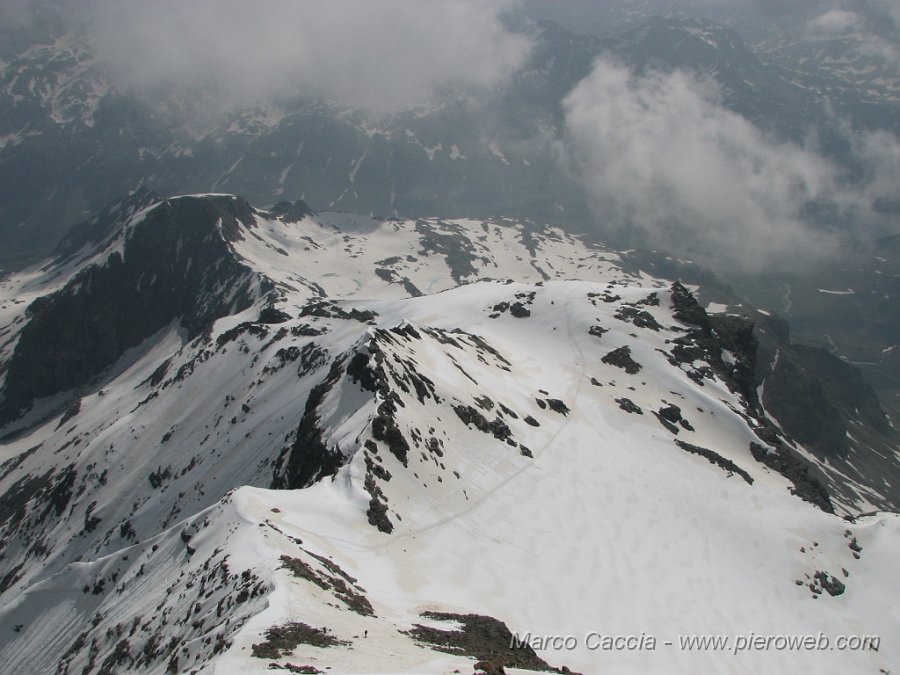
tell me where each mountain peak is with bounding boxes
[0,193,268,427]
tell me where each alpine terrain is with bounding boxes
[0,192,896,674]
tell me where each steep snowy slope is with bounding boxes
[0,194,896,674]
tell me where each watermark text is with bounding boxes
[510,631,880,654]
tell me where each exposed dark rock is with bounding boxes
[148,466,172,489]
[665,293,758,402]
[653,402,695,432]
[279,555,374,616]
[406,612,569,673]
[674,440,753,484]
[268,199,315,223]
[346,352,378,392]
[615,306,662,331]
[258,306,291,324]
[56,399,81,429]
[509,302,531,318]
[148,359,171,387]
[615,398,643,415]
[545,399,569,415]
[0,444,41,483]
[401,278,424,297]
[653,412,680,434]
[474,395,495,411]
[372,413,410,467]
[267,664,322,674]
[475,659,507,675]
[520,224,541,258]
[366,496,393,534]
[670,281,710,328]
[0,463,76,532]
[664,282,858,511]
[762,345,890,460]
[217,322,269,347]
[466,334,512,367]
[752,304,900,511]
[812,570,845,597]
[272,360,346,489]
[391,323,422,341]
[601,346,642,374]
[291,324,326,337]
[658,404,682,424]
[365,452,392,481]
[498,403,518,419]
[251,623,348,659]
[364,441,395,533]
[415,220,478,282]
[299,302,377,324]
[1,195,262,425]
[348,308,378,323]
[51,189,162,264]
[750,443,833,513]
[588,325,608,338]
[453,405,513,441]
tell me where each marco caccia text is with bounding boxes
[511,632,658,652]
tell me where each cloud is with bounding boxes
[558,58,898,272]
[849,126,900,216]
[807,10,860,36]
[83,0,530,113]
[803,7,900,66]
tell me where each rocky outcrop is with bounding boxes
[0,195,265,425]
[760,343,891,460]
[669,282,835,512]
[753,305,899,511]
[272,359,347,490]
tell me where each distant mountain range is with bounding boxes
[2,16,896,267]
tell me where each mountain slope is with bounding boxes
[0,193,897,674]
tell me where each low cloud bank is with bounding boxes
[2,0,530,113]
[559,58,899,271]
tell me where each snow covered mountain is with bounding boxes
[0,192,897,674]
[5,12,898,428]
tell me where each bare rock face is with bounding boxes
[601,345,642,374]
[0,195,263,425]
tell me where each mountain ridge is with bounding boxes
[0,192,896,673]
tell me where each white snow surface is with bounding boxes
[0,199,896,674]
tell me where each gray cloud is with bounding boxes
[807,9,860,35]
[559,58,899,272]
[83,0,530,113]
